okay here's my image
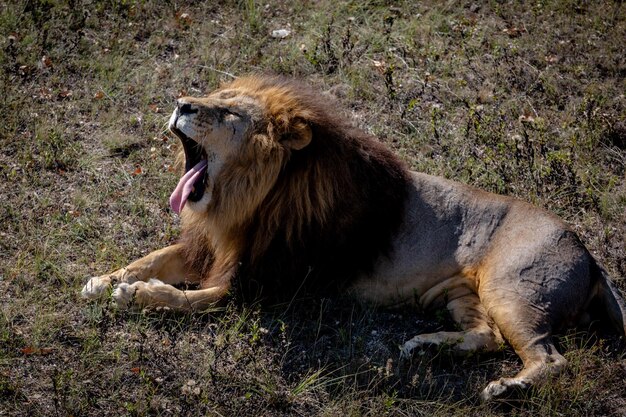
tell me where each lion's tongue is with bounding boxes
[169,160,208,214]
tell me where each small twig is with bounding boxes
[198,66,237,79]
[283,266,314,316]
[404,119,418,132]
[520,58,540,73]
[523,97,539,117]
[96,86,117,104]
[182,288,193,311]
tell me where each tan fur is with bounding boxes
[83,75,625,401]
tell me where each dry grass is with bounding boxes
[1,1,625,415]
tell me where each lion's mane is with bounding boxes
[180,76,410,301]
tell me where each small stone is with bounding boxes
[271,29,291,39]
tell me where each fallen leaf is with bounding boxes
[519,114,535,123]
[176,11,192,27]
[20,346,53,355]
[519,114,545,126]
[19,65,32,76]
[502,26,526,37]
[41,55,53,68]
[20,346,36,355]
[544,55,559,64]
[132,166,143,176]
[130,367,141,374]
[39,87,53,100]
[58,89,73,99]
[372,60,387,75]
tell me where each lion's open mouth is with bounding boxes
[169,130,208,214]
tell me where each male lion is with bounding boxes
[82,75,626,400]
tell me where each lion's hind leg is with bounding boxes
[401,292,503,357]
[480,336,567,401]
[477,229,593,400]
[478,294,568,401]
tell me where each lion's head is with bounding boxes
[169,76,410,299]
[169,77,314,219]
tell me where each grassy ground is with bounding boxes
[1,0,625,415]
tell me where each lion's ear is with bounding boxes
[281,118,312,150]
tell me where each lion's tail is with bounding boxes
[591,260,626,337]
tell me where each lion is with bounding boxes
[82,75,626,400]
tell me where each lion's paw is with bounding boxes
[81,276,112,300]
[111,279,167,310]
[399,336,427,359]
[480,378,530,402]
[111,282,137,309]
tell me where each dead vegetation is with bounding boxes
[1,1,625,415]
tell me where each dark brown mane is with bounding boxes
[238,77,410,301]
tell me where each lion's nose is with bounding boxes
[177,101,198,115]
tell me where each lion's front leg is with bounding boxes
[81,244,198,300]
[111,260,235,311]
[111,278,231,312]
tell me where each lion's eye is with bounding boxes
[225,114,239,123]
[220,108,241,121]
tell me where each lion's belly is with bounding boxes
[350,268,467,307]
[349,245,480,308]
